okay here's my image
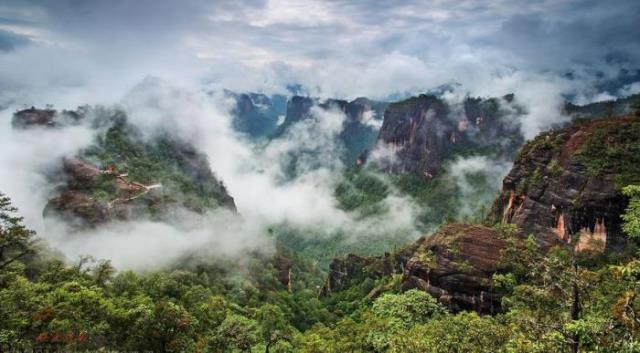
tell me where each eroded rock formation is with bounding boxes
[11,107,237,227]
[490,115,640,253]
[401,224,507,314]
[322,224,506,313]
[376,94,523,176]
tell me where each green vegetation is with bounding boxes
[333,164,499,231]
[565,93,640,120]
[576,120,640,187]
[622,185,640,238]
[82,116,233,211]
[272,225,412,269]
[2,174,640,352]
[334,169,389,215]
[3,101,640,351]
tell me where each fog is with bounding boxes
[0,0,638,269]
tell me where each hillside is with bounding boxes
[1,103,639,352]
[490,114,640,252]
[14,106,236,227]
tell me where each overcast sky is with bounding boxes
[0,0,638,104]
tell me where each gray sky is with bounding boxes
[0,0,638,103]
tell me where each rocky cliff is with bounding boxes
[323,223,507,313]
[14,107,236,227]
[400,224,506,314]
[225,91,287,139]
[13,106,84,128]
[325,112,640,313]
[376,94,523,176]
[489,114,640,252]
[272,96,388,165]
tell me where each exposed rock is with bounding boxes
[321,224,506,313]
[44,158,165,227]
[225,91,287,138]
[489,115,640,253]
[324,254,386,294]
[12,107,56,127]
[12,107,84,128]
[62,157,102,188]
[401,224,507,314]
[274,254,294,291]
[44,190,110,227]
[272,95,388,165]
[376,94,523,176]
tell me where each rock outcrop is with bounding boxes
[44,157,166,227]
[272,96,388,165]
[324,113,640,313]
[12,107,83,128]
[226,91,287,138]
[401,224,506,314]
[376,94,523,176]
[489,115,640,253]
[322,224,506,313]
[13,107,237,227]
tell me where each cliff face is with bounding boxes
[489,115,640,252]
[401,224,506,314]
[13,106,83,128]
[14,107,236,227]
[376,94,523,176]
[323,223,506,313]
[273,96,388,165]
[325,113,640,313]
[226,91,287,139]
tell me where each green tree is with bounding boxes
[622,185,640,238]
[371,289,446,329]
[366,289,446,351]
[0,193,36,272]
[215,313,258,352]
[144,300,195,353]
[390,311,509,353]
[256,304,294,353]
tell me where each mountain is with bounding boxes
[333,93,526,229]
[2,97,640,352]
[490,113,640,252]
[225,91,288,139]
[564,93,640,122]
[271,95,388,166]
[375,94,523,176]
[323,111,640,313]
[13,106,236,227]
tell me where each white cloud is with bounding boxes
[0,0,638,269]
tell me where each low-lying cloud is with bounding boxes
[0,0,638,269]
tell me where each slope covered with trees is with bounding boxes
[2,105,640,351]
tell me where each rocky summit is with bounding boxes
[14,107,236,227]
[377,94,523,176]
[490,115,640,252]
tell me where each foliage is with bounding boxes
[334,168,389,215]
[576,120,640,187]
[623,185,640,238]
[371,289,446,329]
[0,192,37,272]
[82,116,233,212]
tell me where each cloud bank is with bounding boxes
[0,0,637,268]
